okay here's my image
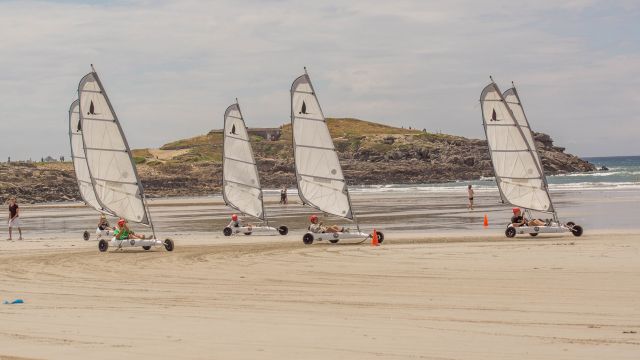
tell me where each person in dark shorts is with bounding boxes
[467,185,474,210]
[279,186,288,205]
[7,197,22,240]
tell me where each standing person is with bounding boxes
[280,186,288,205]
[467,185,474,210]
[7,197,22,240]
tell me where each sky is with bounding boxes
[0,0,638,160]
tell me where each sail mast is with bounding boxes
[505,83,556,216]
[480,78,553,213]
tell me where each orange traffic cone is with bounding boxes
[483,214,489,228]
[371,229,380,247]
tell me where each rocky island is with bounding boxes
[0,118,594,203]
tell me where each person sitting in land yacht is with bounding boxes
[308,214,346,233]
[113,218,146,240]
[511,208,545,227]
[97,214,112,231]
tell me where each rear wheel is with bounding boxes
[571,225,583,237]
[98,239,109,252]
[164,238,174,251]
[223,227,232,236]
[505,227,516,238]
[83,231,90,241]
[278,226,288,235]
[529,233,539,237]
[302,233,314,245]
[142,246,151,251]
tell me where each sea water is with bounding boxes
[345,155,640,194]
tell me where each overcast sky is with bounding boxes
[0,0,638,160]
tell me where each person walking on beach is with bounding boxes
[7,197,22,240]
[467,185,474,210]
[280,186,288,205]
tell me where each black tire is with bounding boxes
[571,225,583,237]
[329,239,339,244]
[142,246,151,251]
[302,233,314,245]
[83,231,90,241]
[244,232,252,236]
[376,231,384,244]
[223,227,232,236]
[529,233,539,237]
[278,226,289,235]
[98,239,109,252]
[505,227,516,238]
[164,238,174,251]
[566,221,575,227]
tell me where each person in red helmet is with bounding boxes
[227,214,252,229]
[113,218,146,240]
[511,208,545,227]
[308,214,345,234]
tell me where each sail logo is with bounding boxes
[230,124,237,135]
[299,101,308,115]
[490,108,500,121]
[87,101,99,116]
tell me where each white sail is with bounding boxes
[69,99,112,214]
[503,87,543,169]
[291,71,353,219]
[480,81,552,212]
[222,102,265,220]
[78,68,150,225]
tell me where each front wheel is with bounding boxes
[223,227,232,236]
[505,227,516,238]
[98,239,109,252]
[83,231,90,241]
[376,231,384,244]
[302,233,314,245]
[142,246,151,251]
[164,238,175,251]
[571,225,583,237]
[529,233,538,237]
[329,239,339,244]
[278,226,288,235]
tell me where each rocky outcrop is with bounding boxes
[0,119,594,204]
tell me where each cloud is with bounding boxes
[0,0,638,159]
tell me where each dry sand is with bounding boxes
[0,230,638,359]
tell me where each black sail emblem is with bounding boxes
[230,124,237,135]
[77,120,82,132]
[87,101,97,115]
[491,108,498,121]
[299,101,307,115]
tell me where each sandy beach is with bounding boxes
[0,191,638,359]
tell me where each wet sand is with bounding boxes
[0,191,639,359]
